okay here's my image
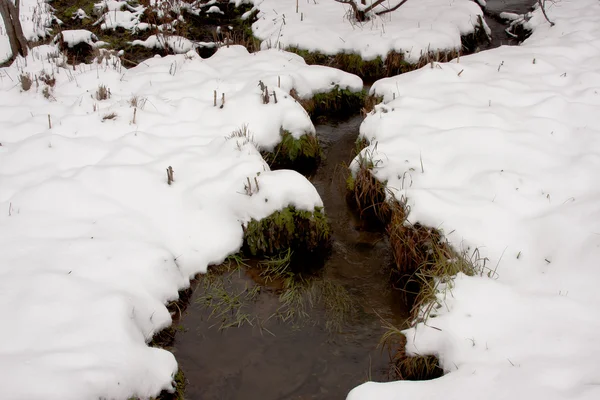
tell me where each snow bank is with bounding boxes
[131,34,195,54]
[252,0,487,62]
[95,0,144,30]
[53,29,98,48]
[0,45,357,399]
[348,1,600,399]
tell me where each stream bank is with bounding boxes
[171,116,410,399]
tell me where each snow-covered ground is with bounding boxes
[348,1,600,399]
[252,0,488,62]
[0,45,360,399]
[3,0,600,399]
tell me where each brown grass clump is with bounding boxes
[19,73,32,91]
[346,149,391,228]
[242,206,331,271]
[387,204,441,277]
[386,201,476,321]
[39,71,56,87]
[42,86,53,100]
[96,84,110,100]
[378,201,478,382]
[380,325,443,381]
[290,86,366,120]
[102,112,117,121]
[362,94,382,115]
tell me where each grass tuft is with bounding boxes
[243,206,331,262]
[261,129,322,174]
[387,201,476,321]
[39,71,56,87]
[96,84,110,100]
[379,323,443,380]
[346,146,391,228]
[291,85,366,120]
[102,112,117,121]
[19,73,32,91]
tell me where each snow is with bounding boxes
[53,29,98,48]
[0,44,358,399]
[252,0,488,62]
[206,5,224,15]
[348,1,600,399]
[96,1,144,31]
[132,34,195,54]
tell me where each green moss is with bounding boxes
[262,130,322,173]
[346,174,355,192]
[300,86,366,120]
[243,206,331,260]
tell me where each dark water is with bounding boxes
[483,0,537,48]
[172,116,409,400]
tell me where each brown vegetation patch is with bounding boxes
[382,330,444,380]
[346,149,391,229]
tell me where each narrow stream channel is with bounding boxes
[172,116,409,399]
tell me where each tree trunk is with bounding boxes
[0,0,28,61]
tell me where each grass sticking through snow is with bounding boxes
[378,201,479,380]
[290,85,366,120]
[261,129,322,173]
[243,206,331,259]
[346,145,391,228]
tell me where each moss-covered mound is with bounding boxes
[346,149,391,229]
[262,130,322,174]
[291,86,366,120]
[243,206,331,261]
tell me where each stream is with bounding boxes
[172,116,408,399]
[169,1,537,399]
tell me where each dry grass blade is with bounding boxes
[377,311,444,381]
